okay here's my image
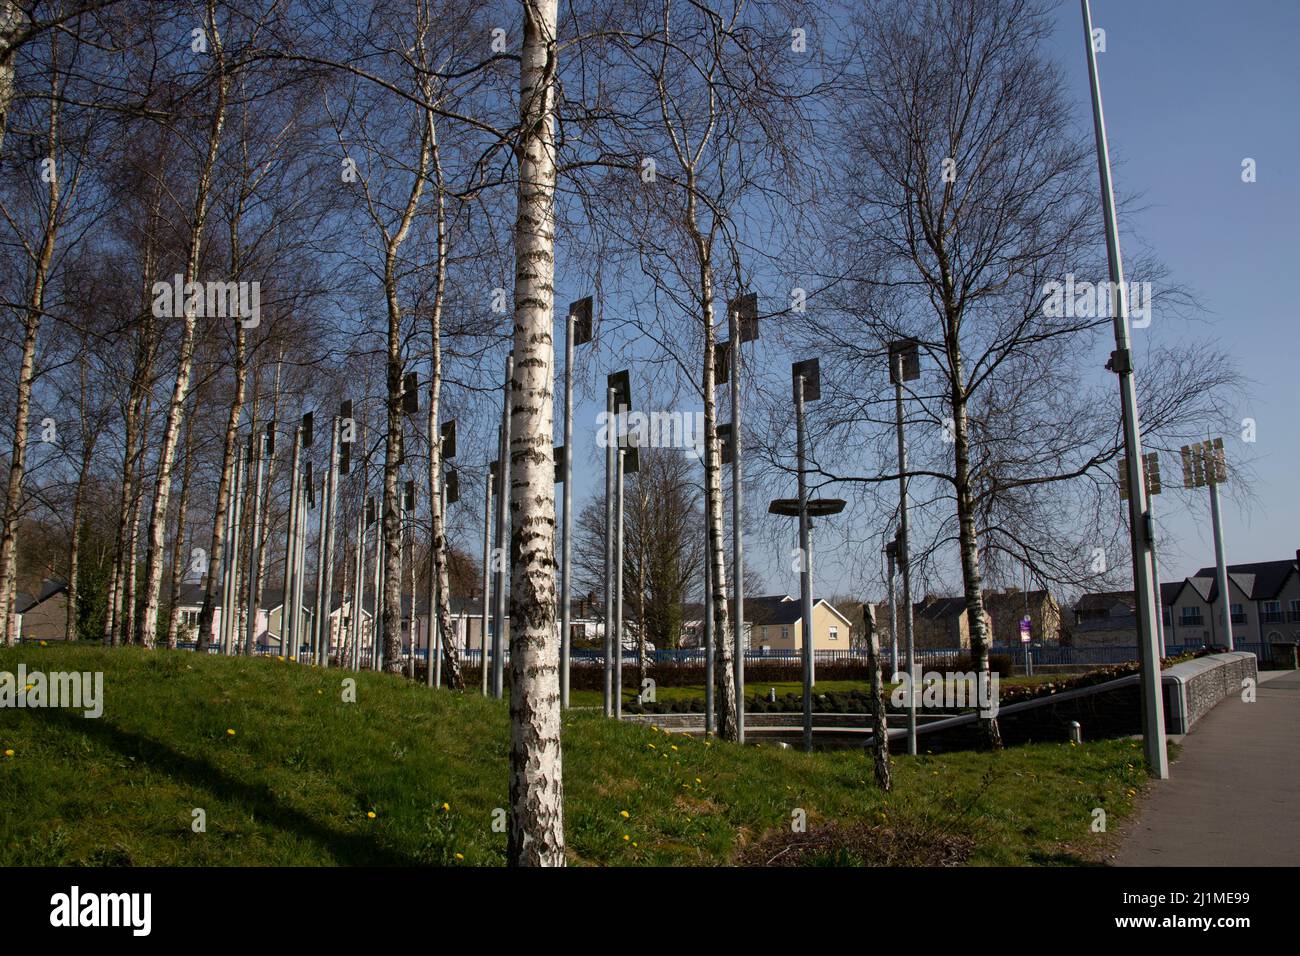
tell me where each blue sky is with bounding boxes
[1043,0,1299,581]
[542,0,1298,602]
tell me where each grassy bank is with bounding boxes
[0,644,1149,866]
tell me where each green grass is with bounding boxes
[0,644,1151,866]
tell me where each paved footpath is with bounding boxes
[1115,669,1300,866]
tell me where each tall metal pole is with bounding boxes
[895,357,917,756]
[886,546,898,678]
[214,450,237,655]
[480,469,492,695]
[615,445,625,720]
[795,374,814,753]
[313,471,329,664]
[729,306,746,744]
[808,521,816,687]
[603,386,615,718]
[560,312,575,708]
[1209,478,1234,651]
[371,512,382,670]
[434,481,446,687]
[295,478,309,661]
[245,433,268,657]
[492,354,512,699]
[280,427,302,660]
[704,528,714,735]
[351,507,365,671]
[222,444,246,656]
[316,416,340,667]
[1081,0,1168,778]
[1149,500,1166,658]
[404,508,414,680]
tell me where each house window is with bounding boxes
[829,626,839,642]
[1180,607,1203,626]
[1230,603,1246,625]
[1161,607,1171,626]
[1289,599,1300,623]
[780,626,789,641]
[1261,601,1282,625]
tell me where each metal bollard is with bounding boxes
[1069,720,1082,744]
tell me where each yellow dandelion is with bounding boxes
[3,749,13,758]
[623,834,630,841]
[695,777,701,784]
[367,811,376,819]
[39,641,47,647]
[441,802,450,812]
[454,852,464,861]
[632,842,638,848]
[670,745,678,751]
[619,810,629,819]
[226,728,236,736]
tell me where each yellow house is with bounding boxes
[745,594,853,652]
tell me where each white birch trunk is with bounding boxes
[507,0,564,867]
[137,0,226,647]
[0,82,60,644]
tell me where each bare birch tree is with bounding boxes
[507,0,564,867]
[136,0,227,647]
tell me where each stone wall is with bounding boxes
[1162,652,1258,734]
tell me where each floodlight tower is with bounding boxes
[1081,0,1168,777]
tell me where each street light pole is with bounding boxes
[245,427,269,657]
[1082,0,1168,778]
[891,347,919,756]
[704,530,714,735]
[727,295,752,744]
[561,312,575,709]
[480,468,492,695]
[280,426,302,660]
[1208,464,1234,651]
[432,477,450,687]
[615,445,625,719]
[795,372,814,754]
[221,443,245,656]
[351,504,365,671]
[603,386,615,718]
[885,541,898,678]
[493,354,513,699]
[371,502,382,671]
[316,414,341,667]
[296,473,309,662]
[560,298,592,709]
[313,469,329,665]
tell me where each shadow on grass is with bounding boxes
[34,707,422,866]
